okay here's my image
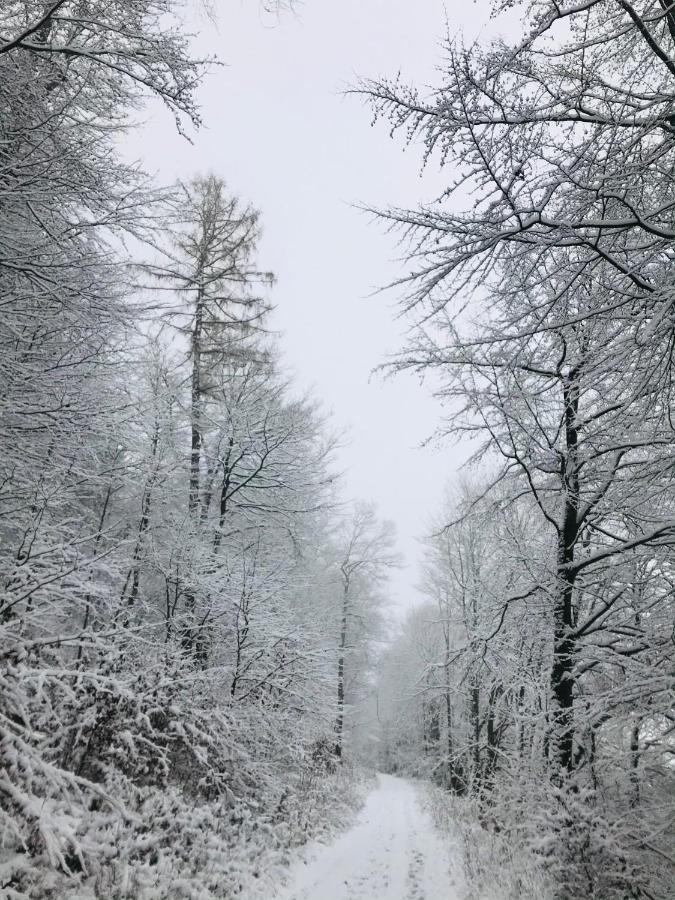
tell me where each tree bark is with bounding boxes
[551,369,581,774]
[182,278,205,654]
[334,581,349,759]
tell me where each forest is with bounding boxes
[0,1,674,899]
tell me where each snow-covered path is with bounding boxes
[273,774,462,900]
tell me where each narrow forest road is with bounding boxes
[273,774,463,900]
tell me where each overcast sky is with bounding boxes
[128,0,498,614]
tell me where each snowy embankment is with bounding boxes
[269,773,465,900]
[0,767,371,900]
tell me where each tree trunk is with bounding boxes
[183,280,205,654]
[485,684,503,786]
[189,283,204,522]
[551,369,580,774]
[443,623,464,792]
[120,422,160,616]
[78,472,116,659]
[334,582,349,759]
[470,680,481,783]
[630,720,641,804]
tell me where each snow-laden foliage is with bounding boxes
[366,2,675,895]
[0,3,392,897]
[379,485,674,898]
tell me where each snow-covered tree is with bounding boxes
[331,503,398,760]
[0,4,380,897]
[362,5,675,894]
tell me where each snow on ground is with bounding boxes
[271,774,464,900]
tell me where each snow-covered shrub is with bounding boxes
[0,747,368,900]
[424,781,554,900]
[0,602,369,899]
[425,754,675,900]
[0,635,116,881]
